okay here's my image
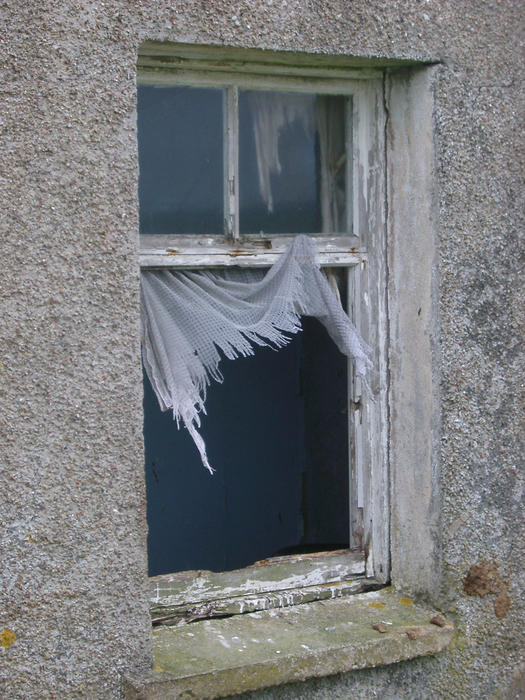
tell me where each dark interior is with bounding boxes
[143,316,349,576]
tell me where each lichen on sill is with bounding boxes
[124,589,454,699]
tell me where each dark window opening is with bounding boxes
[143,315,349,577]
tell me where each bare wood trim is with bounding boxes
[345,95,354,237]
[355,80,390,582]
[248,548,349,567]
[137,58,382,83]
[140,235,364,268]
[223,87,239,239]
[136,42,386,82]
[140,234,361,250]
[136,52,391,589]
[137,40,426,72]
[151,577,382,627]
[348,264,365,551]
[149,550,365,611]
[140,251,362,269]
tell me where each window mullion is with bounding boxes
[223,86,239,240]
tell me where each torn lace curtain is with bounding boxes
[141,236,373,474]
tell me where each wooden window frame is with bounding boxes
[137,43,389,622]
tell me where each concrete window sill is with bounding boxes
[124,589,454,699]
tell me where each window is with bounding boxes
[137,44,389,622]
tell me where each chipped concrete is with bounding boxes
[1,1,523,699]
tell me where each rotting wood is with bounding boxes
[137,55,383,82]
[140,251,363,269]
[137,67,381,94]
[223,86,239,239]
[137,54,390,602]
[152,577,382,627]
[140,234,361,250]
[351,78,389,583]
[149,550,365,614]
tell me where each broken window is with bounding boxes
[137,44,388,621]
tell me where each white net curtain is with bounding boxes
[141,236,372,473]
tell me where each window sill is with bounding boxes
[124,589,454,699]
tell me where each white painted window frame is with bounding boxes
[138,43,389,594]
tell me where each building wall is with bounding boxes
[1,1,523,698]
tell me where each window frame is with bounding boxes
[137,43,389,610]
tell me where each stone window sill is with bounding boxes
[124,589,454,699]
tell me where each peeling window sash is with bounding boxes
[150,550,385,627]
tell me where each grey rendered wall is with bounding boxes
[1,2,523,699]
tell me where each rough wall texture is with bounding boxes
[0,1,523,699]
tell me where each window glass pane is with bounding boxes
[138,85,223,235]
[239,91,347,235]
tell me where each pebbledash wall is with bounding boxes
[1,1,523,698]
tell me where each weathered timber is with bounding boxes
[149,550,365,613]
[139,234,363,269]
[151,577,382,626]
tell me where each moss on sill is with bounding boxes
[124,589,454,699]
